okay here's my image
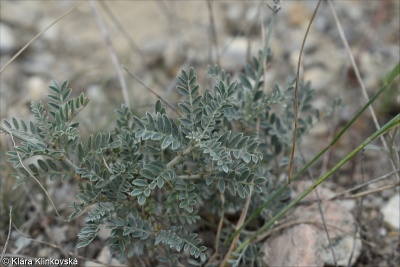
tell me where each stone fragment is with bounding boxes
[264,224,324,266]
[263,181,362,266]
[0,23,16,53]
[382,194,400,230]
[27,76,47,101]
[84,246,127,267]
[219,37,261,71]
[287,3,311,27]
[304,67,333,90]
[51,225,68,243]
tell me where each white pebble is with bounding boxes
[382,194,400,230]
[0,23,16,53]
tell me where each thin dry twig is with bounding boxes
[7,130,61,217]
[207,0,220,65]
[0,3,82,74]
[261,4,268,91]
[349,150,366,267]
[339,183,399,200]
[122,66,181,116]
[98,1,146,61]
[220,186,253,267]
[0,206,12,262]
[300,148,338,267]
[330,169,400,200]
[220,117,262,265]
[98,1,165,90]
[87,0,130,109]
[287,0,322,184]
[220,1,263,57]
[155,0,178,36]
[11,223,109,266]
[208,193,225,265]
[327,0,400,183]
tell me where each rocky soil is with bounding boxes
[1,1,399,266]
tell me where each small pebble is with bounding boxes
[382,194,400,230]
[0,23,16,53]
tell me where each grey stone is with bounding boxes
[263,182,362,266]
[382,194,400,230]
[0,23,16,53]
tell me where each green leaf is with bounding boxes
[77,240,91,248]
[188,67,195,80]
[143,113,153,130]
[254,177,266,184]
[218,179,225,193]
[229,133,243,147]
[155,100,163,113]
[163,114,172,135]
[239,73,252,90]
[236,136,249,149]
[117,192,127,200]
[78,143,85,162]
[138,195,146,205]
[130,189,143,196]
[48,101,60,111]
[171,139,180,150]
[178,103,191,115]
[228,180,236,196]
[242,153,251,163]
[244,63,256,80]
[149,180,157,190]
[176,86,189,96]
[95,132,102,149]
[161,136,173,150]
[110,140,121,148]
[156,177,164,188]
[28,121,35,134]
[133,116,145,130]
[3,120,11,129]
[28,163,39,174]
[146,161,165,173]
[12,117,19,130]
[237,183,245,198]
[179,117,192,127]
[141,169,154,179]
[37,159,48,172]
[20,119,27,132]
[46,159,58,171]
[144,188,151,197]
[62,88,72,101]
[132,179,148,187]
[191,85,200,96]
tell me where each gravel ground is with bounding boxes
[0,1,399,266]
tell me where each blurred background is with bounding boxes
[0,1,399,266]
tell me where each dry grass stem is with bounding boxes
[327,0,400,183]
[330,169,400,200]
[0,3,82,74]
[287,0,322,184]
[7,130,61,217]
[220,185,253,267]
[0,206,12,261]
[87,0,130,109]
[122,65,181,116]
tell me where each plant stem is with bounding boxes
[235,113,399,254]
[226,61,400,244]
[255,1,280,86]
